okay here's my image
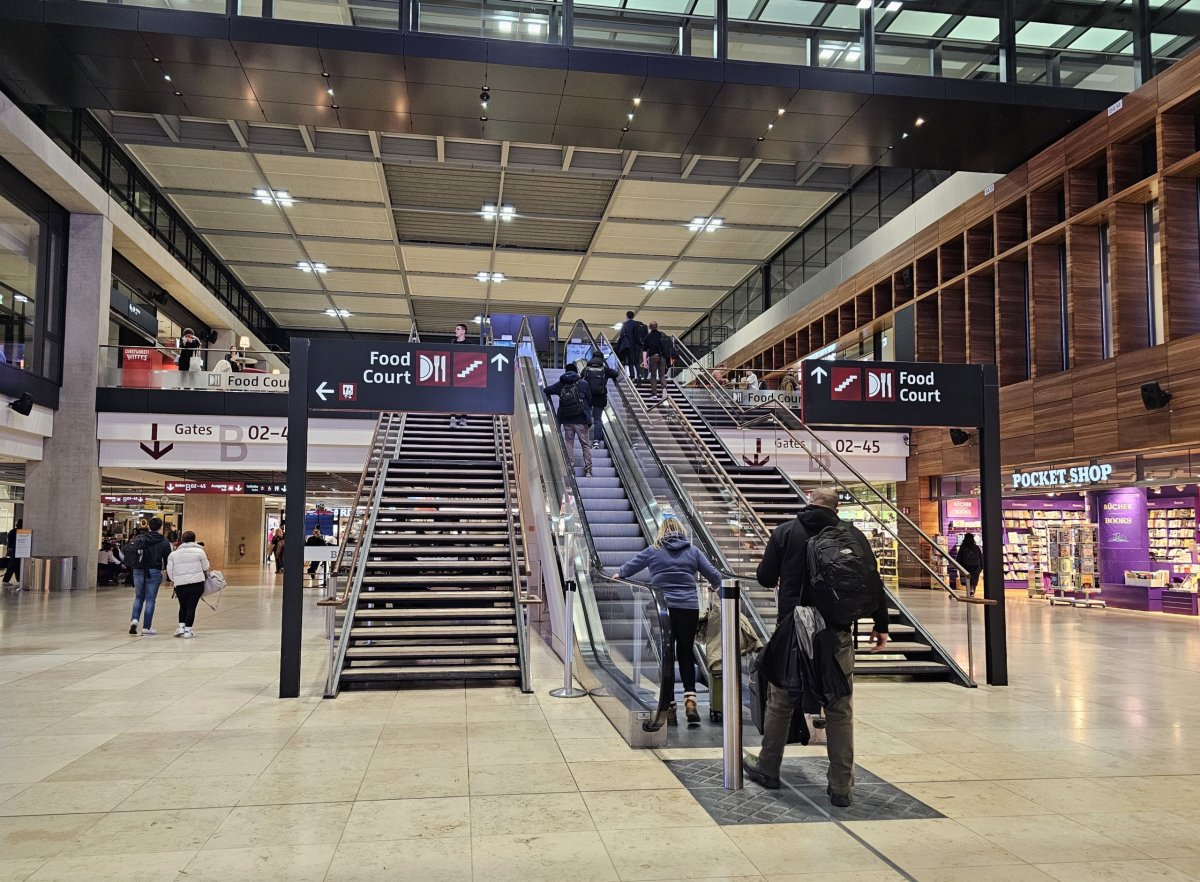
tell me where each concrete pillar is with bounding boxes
[24,214,112,588]
[228,496,264,566]
[182,495,231,569]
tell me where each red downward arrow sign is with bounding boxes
[742,437,770,467]
[140,423,175,461]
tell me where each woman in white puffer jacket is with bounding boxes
[166,531,209,638]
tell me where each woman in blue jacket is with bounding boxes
[620,517,722,725]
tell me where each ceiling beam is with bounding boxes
[299,125,316,153]
[680,154,701,179]
[562,146,574,172]
[153,114,180,142]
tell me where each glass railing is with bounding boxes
[515,339,674,734]
[99,345,289,392]
[64,0,1153,89]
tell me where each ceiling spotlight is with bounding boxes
[687,216,724,233]
[901,132,908,139]
[757,135,765,141]
[298,262,329,273]
[915,116,925,126]
[642,280,671,292]
[499,205,515,220]
[163,74,172,82]
[173,91,182,96]
[8,393,34,416]
[327,88,334,95]
[153,56,161,62]
[633,97,641,106]
[777,108,786,115]
[622,126,629,132]
[481,116,488,121]
[322,71,330,77]
[331,103,338,109]
[767,123,774,130]
[481,203,515,221]
[254,189,293,208]
[480,90,490,104]
[497,19,513,32]
[324,308,351,318]
[474,271,505,283]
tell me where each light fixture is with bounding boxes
[633,96,641,106]
[886,0,901,9]
[14,294,29,303]
[253,189,293,208]
[767,123,774,130]
[915,116,926,126]
[777,108,786,115]
[239,335,250,348]
[481,203,516,221]
[901,132,909,139]
[327,88,334,96]
[497,19,513,32]
[627,112,634,120]
[1141,381,1172,410]
[949,428,971,446]
[472,315,483,324]
[687,216,724,233]
[173,91,182,97]
[331,103,338,109]
[526,21,542,34]
[642,280,671,292]
[298,262,328,273]
[271,369,281,375]
[622,127,629,132]
[322,72,330,78]
[163,74,172,82]
[153,56,160,62]
[613,322,624,331]
[481,116,488,122]
[474,271,505,283]
[324,308,351,317]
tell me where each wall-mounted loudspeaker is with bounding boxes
[206,330,219,345]
[949,428,971,446]
[8,392,34,416]
[1141,381,1172,411]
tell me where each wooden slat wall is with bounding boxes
[1066,224,1104,366]
[939,286,967,363]
[966,271,996,364]
[916,296,940,361]
[1161,177,1200,341]
[995,259,1029,384]
[1111,202,1151,354]
[1029,243,1065,376]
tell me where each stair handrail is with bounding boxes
[495,414,533,693]
[324,455,391,697]
[516,333,674,731]
[673,338,981,602]
[323,412,402,607]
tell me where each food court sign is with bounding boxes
[1009,462,1113,490]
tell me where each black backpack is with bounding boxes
[582,364,608,399]
[958,543,982,571]
[634,321,649,347]
[558,381,584,419]
[806,522,879,629]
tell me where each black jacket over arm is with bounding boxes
[756,505,889,633]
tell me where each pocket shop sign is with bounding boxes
[1010,463,1113,490]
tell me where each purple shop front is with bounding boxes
[1096,487,1148,584]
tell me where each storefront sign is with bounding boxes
[944,498,981,520]
[164,481,245,494]
[1097,487,1149,583]
[102,494,145,506]
[1010,463,1113,490]
[802,359,985,427]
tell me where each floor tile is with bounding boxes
[583,789,716,830]
[238,771,366,806]
[467,762,579,795]
[341,796,471,842]
[899,781,1048,818]
[846,818,1022,869]
[0,858,46,882]
[62,807,228,856]
[997,777,1163,814]
[176,844,336,882]
[0,780,144,816]
[355,763,469,800]
[470,792,594,835]
[115,775,259,812]
[468,737,562,766]
[600,826,758,880]
[570,760,685,792]
[854,754,980,783]
[0,814,104,861]
[1067,811,1200,859]
[958,814,1149,863]
[23,849,194,882]
[725,822,888,875]
[203,801,351,850]
[1033,860,1198,881]
[472,831,619,882]
[324,838,471,882]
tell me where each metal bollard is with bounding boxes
[721,579,743,790]
[549,580,587,698]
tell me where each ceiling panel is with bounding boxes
[408,275,490,299]
[490,250,583,279]
[321,270,405,294]
[401,244,489,273]
[203,235,306,265]
[298,239,400,270]
[641,287,728,309]
[170,193,291,234]
[591,220,694,256]
[607,179,728,222]
[487,280,572,301]
[255,291,330,310]
[580,255,674,283]
[130,144,264,193]
[233,265,324,290]
[344,314,414,331]
[668,260,755,286]
[286,204,394,239]
[256,153,385,202]
[332,294,411,312]
[684,227,792,259]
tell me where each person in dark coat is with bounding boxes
[580,351,619,449]
[955,533,983,596]
[3,520,22,584]
[449,323,471,428]
[620,517,722,726]
[615,310,647,380]
[545,368,594,476]
[744,488,889,806]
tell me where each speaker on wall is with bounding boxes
[8,392,34,416]
[1141,381,1172,411]
[206,330,219,345]
[949,428,971,446]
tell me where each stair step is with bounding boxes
[854,659,951,674]
[353,607,515,619]
[359,589,514,601]
[347,644,519,658]
[854,641,931,654]
[361,575,512,586]
[365,560,511,571]
[348,624,516,638]
[340,664,520,681]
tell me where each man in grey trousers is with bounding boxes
[743,487,889,806]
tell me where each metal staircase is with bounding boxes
[326,412,530,692]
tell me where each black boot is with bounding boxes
[742,753,780,790]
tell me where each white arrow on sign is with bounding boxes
[490,353,510,372]
[315,381,333,401]
[809,365,828,385]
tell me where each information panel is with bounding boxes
[306,340,515,414]
[802,359,985,427]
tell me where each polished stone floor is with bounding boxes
[1,569,1199,881]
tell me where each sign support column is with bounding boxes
[279,338,309,699]
[978,363,1008,686]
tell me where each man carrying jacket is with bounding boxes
[744,487,889,806]
[581,352,619,449]
[545,367,594,477]
[126,517,173,636]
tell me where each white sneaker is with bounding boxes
[142,627,157,636]
[174,624,186,637]
[182,628,194,639]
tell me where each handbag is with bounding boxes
[203,570,226,595]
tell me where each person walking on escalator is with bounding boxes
[955,533,983,597]
[545,365,594,477]
[744,487,889,806]
[619,517,722,726]
[644,321,673,400]
[581,351,619,450]
[615,310,648,381]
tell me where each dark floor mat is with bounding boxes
[665,757,943,825]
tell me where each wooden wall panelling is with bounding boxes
[1109,140,1148,194]
[916,295,940,361]
[1027,140,1066,191]
[965,220,994,269]
[1111,202,1151,355]
[1066,160,1104,217]
[995,258,1030,385]
[939,234,965,283]
[771,341,786,371]
[838,301,856,337]
[783,333,797,366]
[915,252,937,295]
[1066,224,1104,366]
[996,197,1028,253]
[1114,346,1172,450]
[1029,185,1064,236]
[855,290,873,327]
[1029,242,1066,377]
[1158,113,1196,169]
[892,267,913,306]
[809,321,824,351]
[966,270,996,364]
[823,312,838,344]
[1160,177,1200,341]
[873,279,893,316]
[939,284,967,363]
[994,163,1028,206]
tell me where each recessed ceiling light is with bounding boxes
[173,91,182,96]
[767,123,774,130]
[481,203,515,221]
[324,308,350,317]
[253,189,293,208]
[475,271,505,283]
[327,88,334,95]
[915,116,926,126]
[902,132,909,139]
[163,74,171,82]
[298,262,329,274]
[621,127,629,132]
[322,72,330,77]
[153,56,161,62]
[777,108,786,115]
[642,280,671,292]
[627,112,634,120]
[687,216,724,233]
[331,104,338,109]
[497,19,512,32]
[526,21,542,34]
[633,96,641,106]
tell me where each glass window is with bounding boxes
[0,193,40,369]
[1147,200,1164,346]
[1099,222,1113,358]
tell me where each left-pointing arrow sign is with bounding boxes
[490,353,510,372]
[315,381,333,401]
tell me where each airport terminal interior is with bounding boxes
[2,0,1200,879]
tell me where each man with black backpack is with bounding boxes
[545,366,594,477]
[125,516,173,636]
[615,310,648,381]
[744,487,889,806]
[581,352,619,449]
